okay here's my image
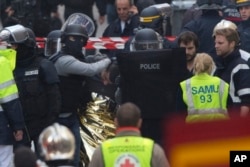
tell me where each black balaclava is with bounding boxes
[16,43,36,66]
[63,36,86,58]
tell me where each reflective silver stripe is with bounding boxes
[185,79,195,111]
[238,88,250,96]
[219,80,226,109]
[0,105,3,112]
[0,79,16,89]
[186,78,227,115]
[0,93,19,103]
[230,64,250,103]
[239,49,250,62]
[188,108,227,115]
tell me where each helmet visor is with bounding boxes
[61,13,95,37]
[133,40,162,50]
[0,24,28,43]
[45,38,61,57]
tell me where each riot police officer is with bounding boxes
[51,23,111,167]
[130,28,164,51]
[139,3,172,36]
[0,24,61,155]
[124,3,174,51]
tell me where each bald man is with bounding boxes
[89,102,170,167]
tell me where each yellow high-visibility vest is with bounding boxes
[180,73,229,123]
[102,136,154,167]
[0,49,18,112]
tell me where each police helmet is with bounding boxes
[196,0,223,10]
[38,123,75,161]
[140,6,163,31]
[45,30,62,57]
[64,24,88,38]
[236,0,250,7]
[140,3,171,34]
[61,13,95,37]
[133,28,162,50]
[62,24,89,45]
[0,24,28,44]
[25,27,36,48]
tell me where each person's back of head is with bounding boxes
[193,53,215,75]
[38,123,75,166]
[14,146,38,167]
[132,28,162,50]
[115,102,141,127]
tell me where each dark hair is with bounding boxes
[116,102,141,127]
[178,31,199,49]
[136,0,155,13]
[14,146,37,167]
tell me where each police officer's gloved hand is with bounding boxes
[93,53,109,62]
[85,53,109,63]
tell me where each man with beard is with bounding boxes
[175,31,200,113]
[177,31,199,73]
[213,20,250,117]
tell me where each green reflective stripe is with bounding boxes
[188,108,227,115]
[0,92,19,103]
[185,79,195,110]
[0,79,16,89]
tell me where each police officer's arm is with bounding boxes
[55,56,111,77]
[39,59,61,122]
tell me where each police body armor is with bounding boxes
[53,52,89,114]
[14,56,49,133]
